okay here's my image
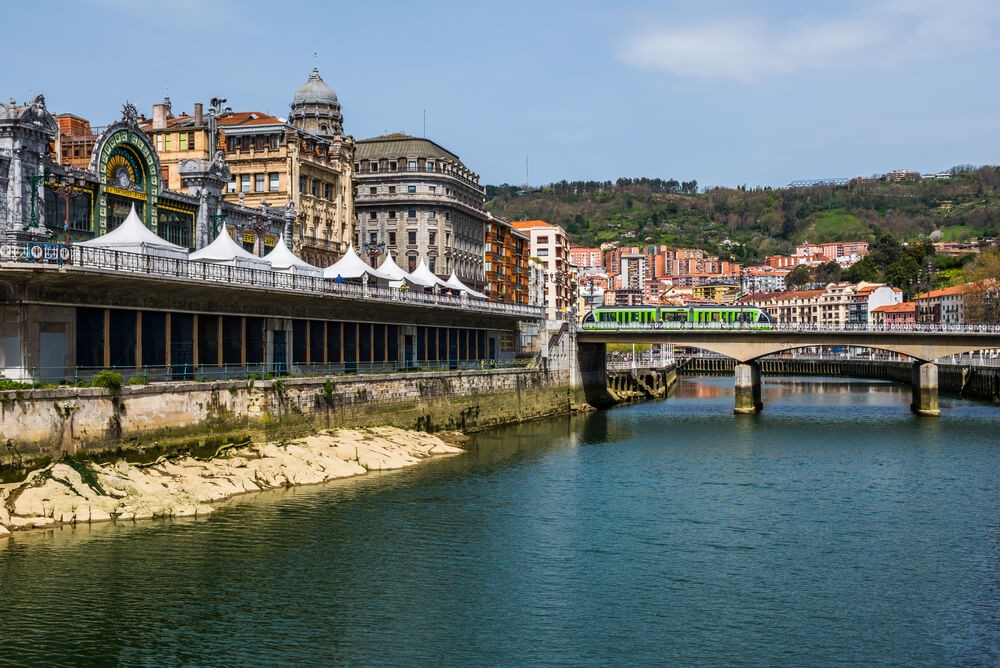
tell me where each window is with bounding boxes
[429,257,436,272]
[369,232,378,244]
[428,210,436,220]
[369,211,377,220]
[408,229,417,244]
[429,230,436,245]
[537,248,549,256]
[369,161,379,172]
[370,186,377,195]
[408,160,417,171]
[426,160,434,171]
[156,135,164,152]
[429,185,436,194]
[299,176,306,193]
[408,185,416,193]
[388,211,396,219]
[240,174,251,192]
[408,209,416,218]
[324,184,333,200]
[388,161,397,171]
[165,134,172,150]
[312,180,320,197]
[255,173,265,192]
[388,186,396,194]
[537,236,549,244]
[388,231,396,245]
[227,178,236,193]
[408,256,416,272]
[179,133,188,150]
[269,172,280,191]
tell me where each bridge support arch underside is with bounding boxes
[578,330,1000,416]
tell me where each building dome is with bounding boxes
[289,68,343,137]
[292,68,339,106]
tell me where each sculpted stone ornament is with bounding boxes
[121,101,139,126]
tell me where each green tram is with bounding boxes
[581,305,775,328]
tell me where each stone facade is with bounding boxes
[353,134,489,290]
[139,69,355,266]
[0,368,582,467]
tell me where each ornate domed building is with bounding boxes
[289,68,343,138]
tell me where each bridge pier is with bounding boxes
[734,361,763,415]
[911,362,940,416]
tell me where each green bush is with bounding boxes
[91,370,123,394]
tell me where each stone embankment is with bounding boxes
[0,427,464,536]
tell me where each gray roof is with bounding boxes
[355,134,462,164]
[292,68,339,106]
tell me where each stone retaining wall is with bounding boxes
[0,368,585,470]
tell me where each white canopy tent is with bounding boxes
[323,245,392,283]
[262,236,323,278]
[409,259,451,291]
[376,253,435,289]
[189,225,271,270]
[445,271,488,299]
[74,204,188,260]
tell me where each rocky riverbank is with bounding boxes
[0,427,465,536]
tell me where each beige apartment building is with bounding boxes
[141,69,355,267]
[512,220,573,320]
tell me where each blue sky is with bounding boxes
[6,0,1000,189]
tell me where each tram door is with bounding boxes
[272,330,288,375]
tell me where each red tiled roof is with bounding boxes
[872,302,916,313]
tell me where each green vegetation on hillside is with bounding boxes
[485,168,1000,265]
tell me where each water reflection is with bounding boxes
[0,378,997,667]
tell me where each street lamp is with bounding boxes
[363,236,385,266]
[27,169,47,230]
[53,176,81,246]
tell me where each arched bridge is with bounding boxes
[575,324,1000,417]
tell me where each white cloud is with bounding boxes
[618,0,1000,83]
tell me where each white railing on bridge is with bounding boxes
[2,244,543,320]
[579,321,1000,334]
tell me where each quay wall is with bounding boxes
[0,368,585,470]
[678,357,1000,402]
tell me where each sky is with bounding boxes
[5,0,1000,190]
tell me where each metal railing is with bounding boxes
[579,321,1000,334]
[0,243,543,320]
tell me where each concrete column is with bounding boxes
[911,361,940,416]
[734,361,763,415]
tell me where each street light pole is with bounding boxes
[363,238,385,267]
[53,176,80,246]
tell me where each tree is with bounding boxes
[869,233,902,267]
[886,254,920,295]
[785,265,812,288]
[844,256,878,283]
[963,248,1000,324]
[814,261,842,284]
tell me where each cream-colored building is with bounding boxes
[142,69,355,267]
[512,220,573,320]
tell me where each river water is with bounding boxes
[1,377,997,667]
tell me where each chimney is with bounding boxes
[194,102,203,126]
[152,103,167,129]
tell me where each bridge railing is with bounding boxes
[579,321,1000,334]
